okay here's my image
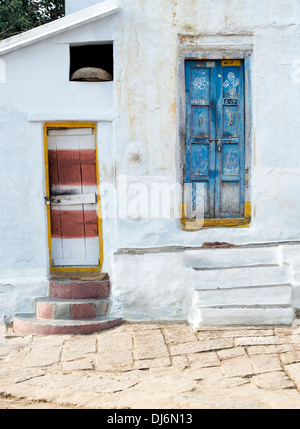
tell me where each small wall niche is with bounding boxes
[70,43,114,82]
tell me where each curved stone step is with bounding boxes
[36,298,110,320]
[13,314,122,335]
[49,279,110,299]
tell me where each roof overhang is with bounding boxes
[0,0,120,56]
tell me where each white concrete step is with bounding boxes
[184,246,279,269]
[186,245,294,327]
[190,306,295,327]
[194,284,292,307]
[192,264,290,289]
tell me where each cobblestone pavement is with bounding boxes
[1,322,300,409]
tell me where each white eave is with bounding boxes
[0,0,120,56]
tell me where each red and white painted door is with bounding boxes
[46,126,101,269]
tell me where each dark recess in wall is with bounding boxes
[70,44,114,80]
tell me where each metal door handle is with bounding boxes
[51,197,61,203]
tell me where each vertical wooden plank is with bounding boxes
[79,130,98,264]
[215,60,223,218]
[216,60,245,218]
[70,237,86,260]
[85,237,100,265]
[51,237,63,261]
[185,61,192,187]
[185,60,217,219]
[48,150,59,188]
[80,150,97,186]
[49,135,63,265]
[83,207,99,237]
[209,63,217,218]
[239,61,246,217]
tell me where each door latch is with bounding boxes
[209,138,233,152]
[209,138,222,152]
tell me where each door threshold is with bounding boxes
[181,217,251,231]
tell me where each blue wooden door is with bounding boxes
[185,60,245,219]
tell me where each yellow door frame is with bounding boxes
[43,121,104,273]
[180,201,251,231]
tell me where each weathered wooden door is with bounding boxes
[46,126,101,269]
[185,59,245,219]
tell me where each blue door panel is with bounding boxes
[220,182,240,214]
[223,106,240,137]
[192,181,209,215]
[191,106,210,137]
[222,144,240,175]
[222,67,240,98]
[190,67,212,101]
[191,144,209,176]
[185,61,217,218]
[185,60,245,219]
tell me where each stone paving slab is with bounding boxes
[252,372,295,390]
[133,329,169,360]
[2,323,300,408]
[250,354,282,374]
[221,355,254,378]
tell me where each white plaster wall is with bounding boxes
[0,278,48,323]
[0,0,300,321]
[111,252,195,321]
[65,0,103,15]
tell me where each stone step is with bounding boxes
[36,298,110,320]
[49,279,110,300]
[184,246,279,269]
[13,314,122,335]
[194,284,292,307]
[190,306,295,327]
[13,275,122,335]
[192,264,290,289]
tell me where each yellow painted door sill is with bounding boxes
[180,218,251,231]
[180,202,251,230]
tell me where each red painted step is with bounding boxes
[13,315,122,336]
[36,298,110,320]
[49,279,110,299]
[13,276,122,335]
